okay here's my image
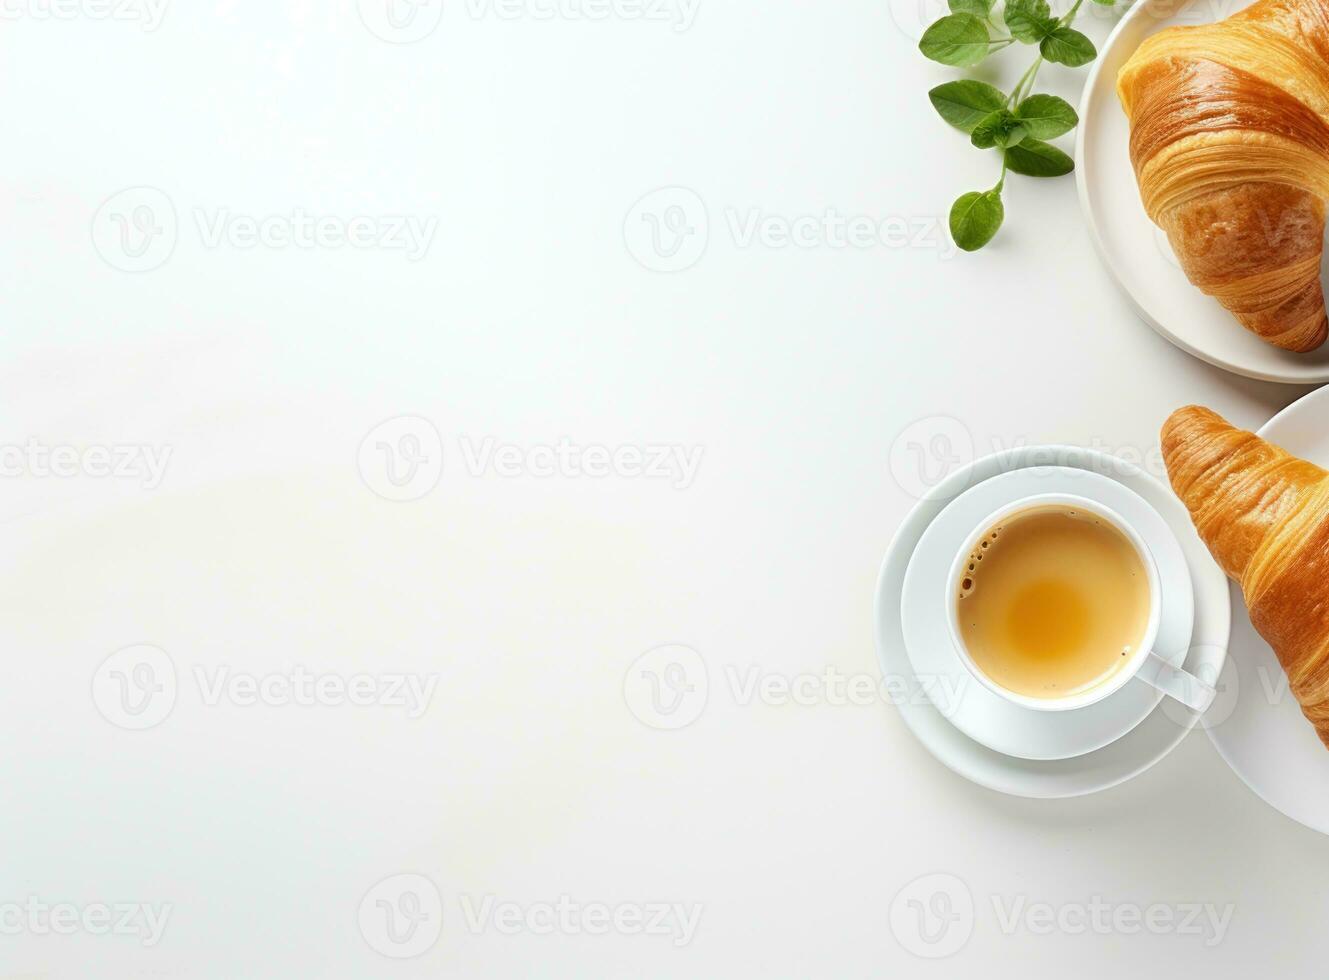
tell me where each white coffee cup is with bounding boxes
[944,492,1215,713]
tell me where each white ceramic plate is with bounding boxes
[875,446,1230,798]
[1076,0,1329,384]
[900,466,1193,761]
[1205,386,1329,833]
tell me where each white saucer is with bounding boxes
[900,466,1194,761]
[876,446,1231,798]
[1076,0,1329,384]
[1205,387,1329,833]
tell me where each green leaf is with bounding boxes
[950,190,1005,251]
[1040,26,1097,66]
[970,114,1000,147]
[1003,0,1055,42]
[949,0,993,15]
[929,80,1007,133]
[971,110,1027,149]
[1090,0,1115,6]
[1004,138,1075,176]
[1013,93,1079,139]
[919,14,992,67]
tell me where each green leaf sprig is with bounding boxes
[920,0,1103,250]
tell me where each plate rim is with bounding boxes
[1074,0,1329,385]
[1203,385,1329,834]
[875,444,1231,799]
[898,463,1193,762]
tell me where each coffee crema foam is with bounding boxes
[956,525,1002,599]
[956,505,1151,699]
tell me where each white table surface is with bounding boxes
[1,1,1323,976]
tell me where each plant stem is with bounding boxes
[1016,56,1043,102]
[1057,0,1085,26]
[1006,56,1043,108]
[1002,0,1082,111]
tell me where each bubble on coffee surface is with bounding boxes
[957,526,1001,599]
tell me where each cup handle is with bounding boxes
[1136,650,1215,713]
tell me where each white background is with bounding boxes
[0,0,1324,976]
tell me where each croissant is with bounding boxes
[1162,405,1329,745]
[1116,0,1329,352]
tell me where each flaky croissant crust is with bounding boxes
[1163,405,1329,743]
[1117,0,1329,352]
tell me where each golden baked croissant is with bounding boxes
[1162,405,1329,744]
[1117,0,1329,352]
